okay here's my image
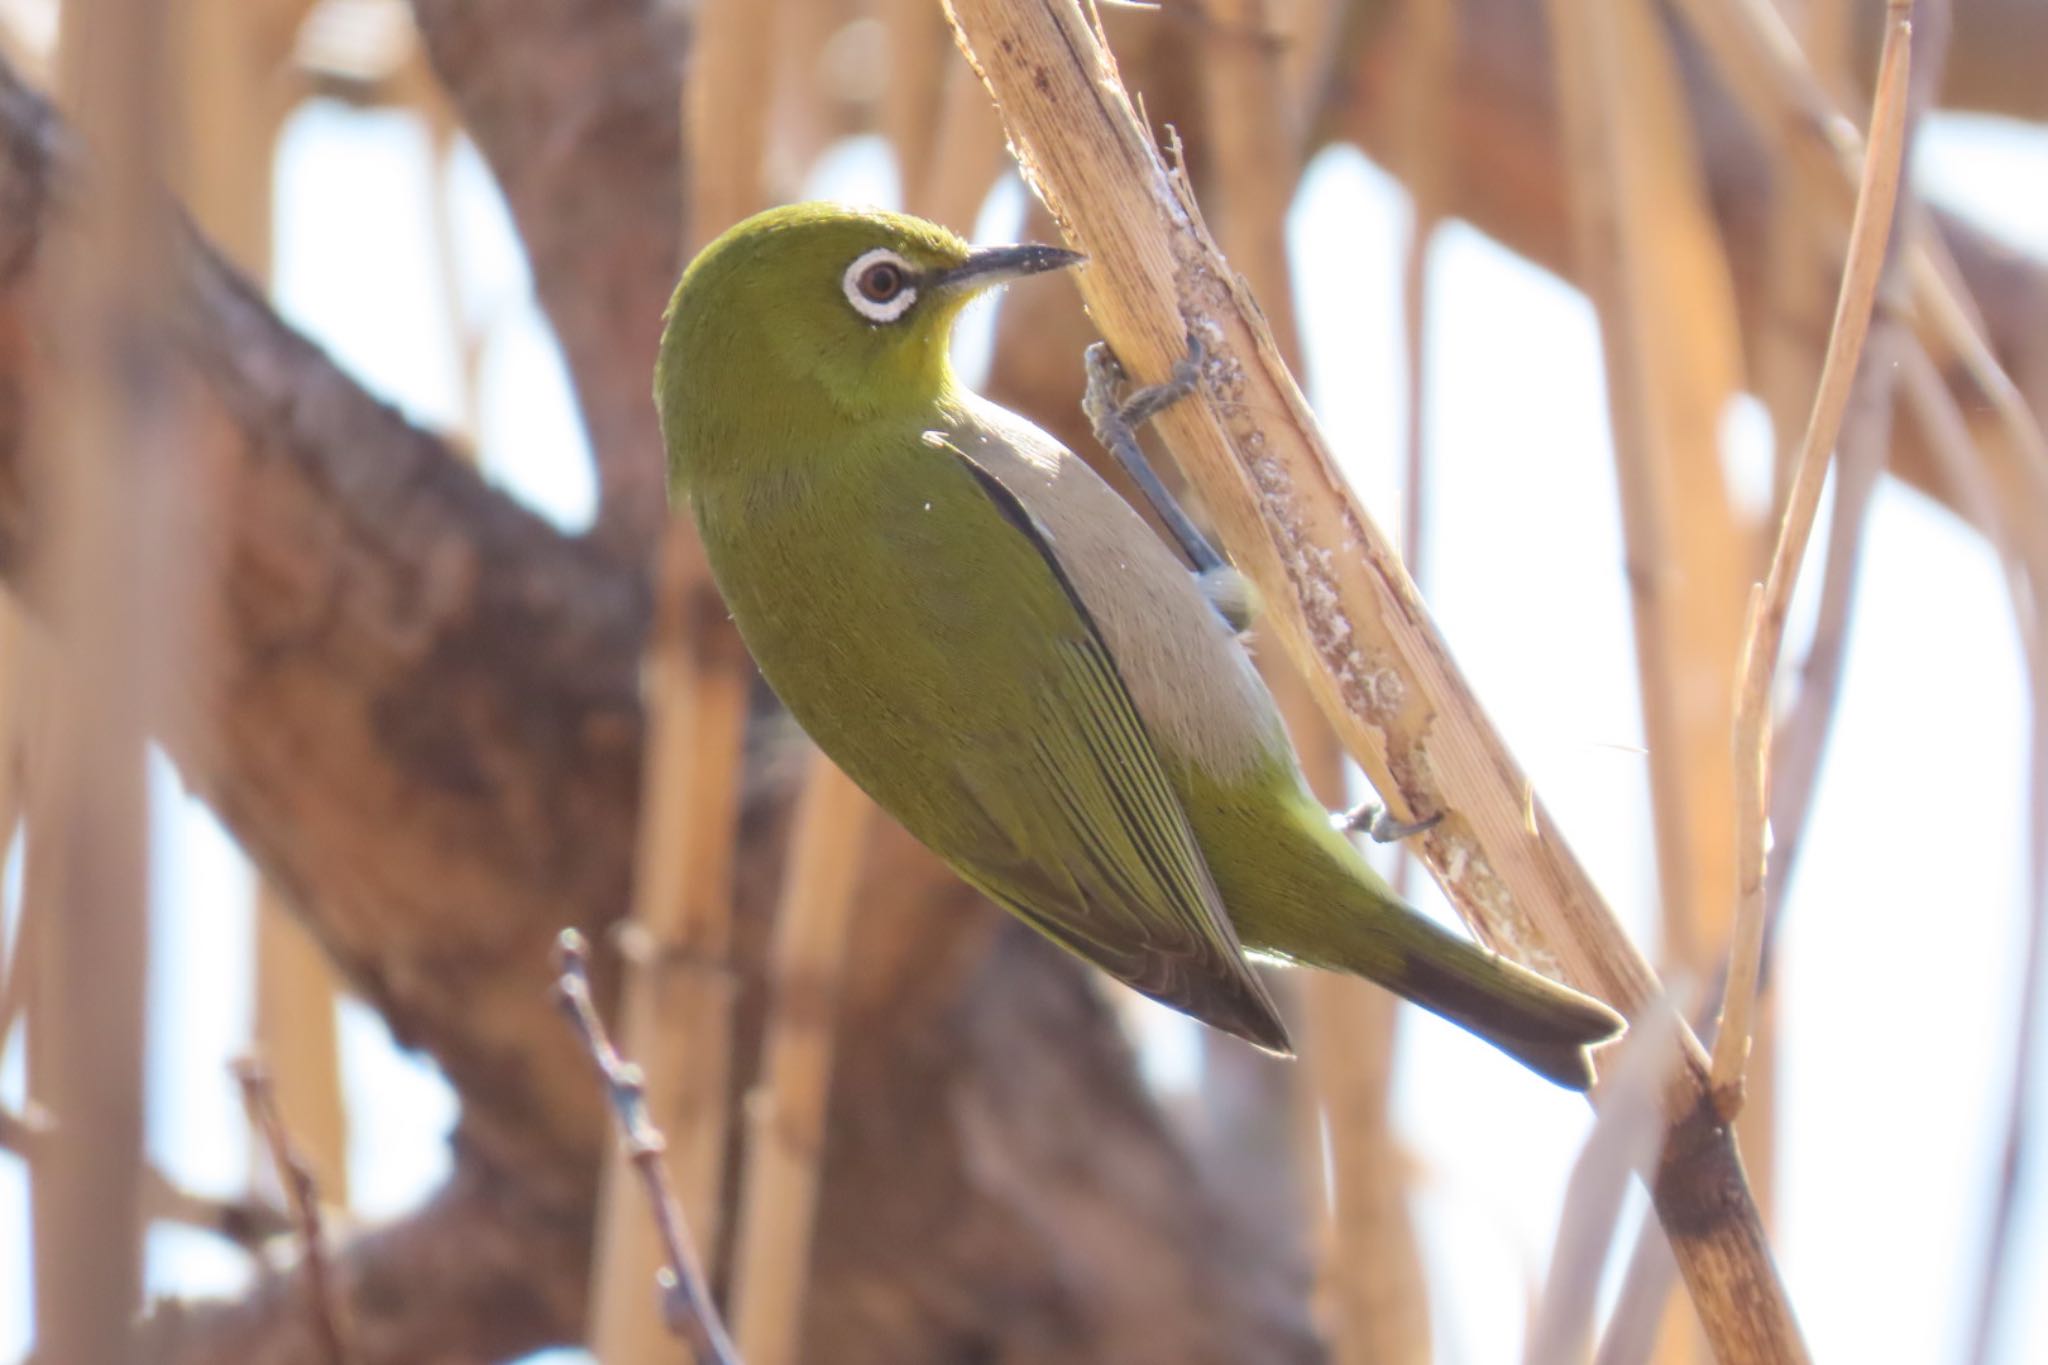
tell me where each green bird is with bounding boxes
[656,203,1624,1088]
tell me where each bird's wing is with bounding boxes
[944,444,1292,1055]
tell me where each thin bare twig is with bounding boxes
[1760,320,1900,961]
[553,930,741,1365]
[1711,0,1914,1116]
[233,1056,350,1365]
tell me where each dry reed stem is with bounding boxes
[0,606,37,1054]
[23,0,172,1356]
[171,0,356,1215]
[1594,1208,1689,1365]
[1762,323,1900,938]
[729,753,873,1365]
[252,901,352,1206]
[233,1056,350,1365]
[1711,2,1913,1114]
[556,931,743,1365]
[1545,0,1749,980]
[1388,0,1448,923]
[1894,341,2048,1365]
[684,0,777,255]
[591,4,775,1357]
[880,0,953,202]
[1526,993,1688,1365]
[593,526,752,1364]
[913,56,1006,228]
[1194,5,1423,1355]
[1393,0,1450,624]
[941,5,1805,1360]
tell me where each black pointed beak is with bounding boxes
[934,242,1086,294]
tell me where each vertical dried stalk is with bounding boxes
[24,0,173,1357]
[1712,2,1913,1111]
[941,4,1805,1360]
[1543,0,1749,987]
[880,0,954,201]
[913,58,1006,229]
[729,753,872,1365]
[592,5,776,1357]
[1762,324,1900,944]
[1198,0,1425,1356]
[593,529,753,1364]
[1392,0,1451,667]
[1191,0,1322,1280]
[1541,5,1757,1353]
[0,606,37,1052]
[172,0,355,1212]
[1527,997,1686,1365]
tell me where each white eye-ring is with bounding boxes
[843,248,918,323]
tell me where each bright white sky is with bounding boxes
[0,92,2044,1365]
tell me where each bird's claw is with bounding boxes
[1338,801,1444,844]
[1081,335,1235,606]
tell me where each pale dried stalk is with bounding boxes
[1393,0,1451,645]
[1542,12,1761,1352]
[593,528,753,1365]
[684,0,778,253]
[912,57,1006,229]
[1711,2,1913,1112]
[1526,995,1686,1365]
[0,605,35,1054]
[1198,0,1317,1243]
[556,932,742,1365]
[234,1057,350,1365]
[24,0,170,1357]
[1198,2,1423,1357]
[941,4,1805,1360]
[1762,324,1899,936]
[592,5,775,1359]
[729,752,872,1365]
[880,0,953,205]
[0,1106,295,1252]
[1545,0,1749,981]
[170,0,356,1212]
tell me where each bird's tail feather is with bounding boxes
[1372,911,1625,1089]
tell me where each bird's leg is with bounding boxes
[1338,800,1444,844]
[1084,337,1256,630]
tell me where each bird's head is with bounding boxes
[656,202,1083,493]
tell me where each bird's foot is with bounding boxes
[1085,334,1206,435]
[1082,335,1239,618]
[1338,800,1444,844]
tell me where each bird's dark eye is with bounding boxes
[858,261,907,302]
[843,249,919,321]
